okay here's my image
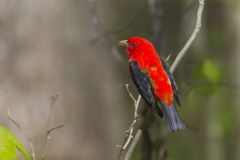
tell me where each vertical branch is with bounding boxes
[42,94,64,160]
[117,84,141,160]
[45,94,59,135]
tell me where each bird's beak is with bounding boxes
[117,40,128,47]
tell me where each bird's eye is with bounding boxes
[131,42,137,47]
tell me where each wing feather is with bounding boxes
[160,58,181,106]
[129,60,163,117]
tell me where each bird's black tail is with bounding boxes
[158,103,185,132]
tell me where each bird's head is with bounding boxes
[118,37,155,57]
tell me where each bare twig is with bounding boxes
[47,124,64,135]
[42,94,63,160]
[117,84,141,159]
[166,54,171,62]
[45,94,60,133]
[8,94,63,160]
[170,0,205,73]
[123,130,142,160]
[120,0,205,159]
[8,108,36,160]
[125,84,141,118]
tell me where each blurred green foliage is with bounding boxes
[193,59,223,94]
[201,59,222,83]
[0,126,30,160]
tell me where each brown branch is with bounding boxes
[117,84,141,159]
[47,124,64,135]
[8,108,36,160]
[119,0,205,159]
[42,94,63,160]
[8,94,63,160]
[45,94,60,133]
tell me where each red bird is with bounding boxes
[118,37,185,132]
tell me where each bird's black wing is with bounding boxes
[129,60,163,117]
[160,58,181,106]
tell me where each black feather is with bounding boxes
[129,61,163,117]
[160,58,181,106]
[157,101,185,132]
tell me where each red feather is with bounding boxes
[127,37,173,105]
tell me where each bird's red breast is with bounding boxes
[127,37,174,105]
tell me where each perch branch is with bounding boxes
[170,0,205,73]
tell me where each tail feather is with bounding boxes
[158,103,185,132]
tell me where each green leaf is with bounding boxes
[192,59,223,95]
[0,126,30,160]
[202,60,222,83]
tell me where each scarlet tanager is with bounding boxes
[118,37,185,132]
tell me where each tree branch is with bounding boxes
[117,84,141,159]
[123,130,142,160]
[42,94,63,160]
[7,94,63,160]
[170,0,205,73]
[119,0,205,159]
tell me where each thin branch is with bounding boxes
[42,94,63,160]
[166,54,171,62]
[120,0,205,159]
[125,84,137,106]
[123,130,142,160]
[117,84,141,159]
[125,84,141,118]
[45,94,59,133]
[170,0,205,73]
[8,108,36,160]
[47,124,64,135]
[8,94,63,160]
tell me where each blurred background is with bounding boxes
[0,0,239,160]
